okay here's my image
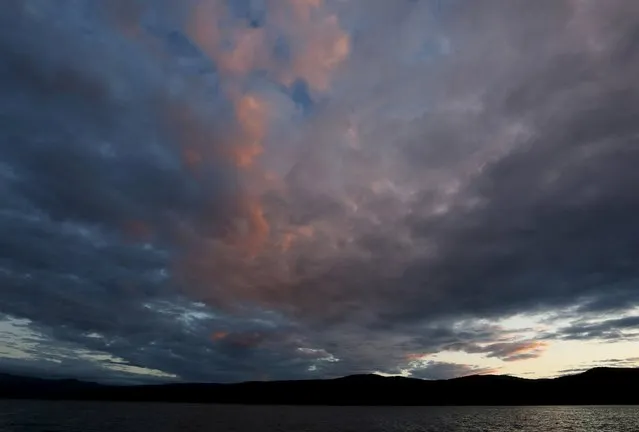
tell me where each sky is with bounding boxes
[0,0,638,384]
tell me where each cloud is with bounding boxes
[409,361,498,381]
[444,341,548,362]
[596,357,639,367]
[1,0,639,383]
[549,316,639,341]
[558,356,639,376]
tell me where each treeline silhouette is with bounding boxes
[1,367,638,405]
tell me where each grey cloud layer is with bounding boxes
[1,0,639,382]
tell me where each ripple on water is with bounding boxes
[0,402,637,432]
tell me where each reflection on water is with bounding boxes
[0,401,637,432]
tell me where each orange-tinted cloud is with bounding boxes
[181,0,352,263]
[406,353,428,361]
[168,0,354,310]
[281,232,295,252]
[211,331,229,341]
[160,93,273,255]
[231,94,269,168]
[272,1,351,92]
[226,195,271,257]
[188,0,224,68]
[284,17,350,92]
[511,341,548,355]
[225,93,273,256]
[219,27,269,77]
[189,0,351,93]
[280,225,316,251]
[289,0,323,19]
[501,341,549,362]
[445,340,550,363]
[245,199,270,255]
[189,1,270,79]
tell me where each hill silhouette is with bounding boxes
[1,367,638,405]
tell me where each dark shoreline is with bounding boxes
[1,367,638,406]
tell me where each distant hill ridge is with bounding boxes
[1,367,638,406]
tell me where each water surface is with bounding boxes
[0,401,637,432]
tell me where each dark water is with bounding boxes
[0,401,637,432]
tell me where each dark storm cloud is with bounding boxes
[300,0,639,326]
[0,1,271,382]
[235,0,639,376]
[549,316,639,341]
[0,12,232,231]
[367,0,639,323]
[2,0,639,384]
